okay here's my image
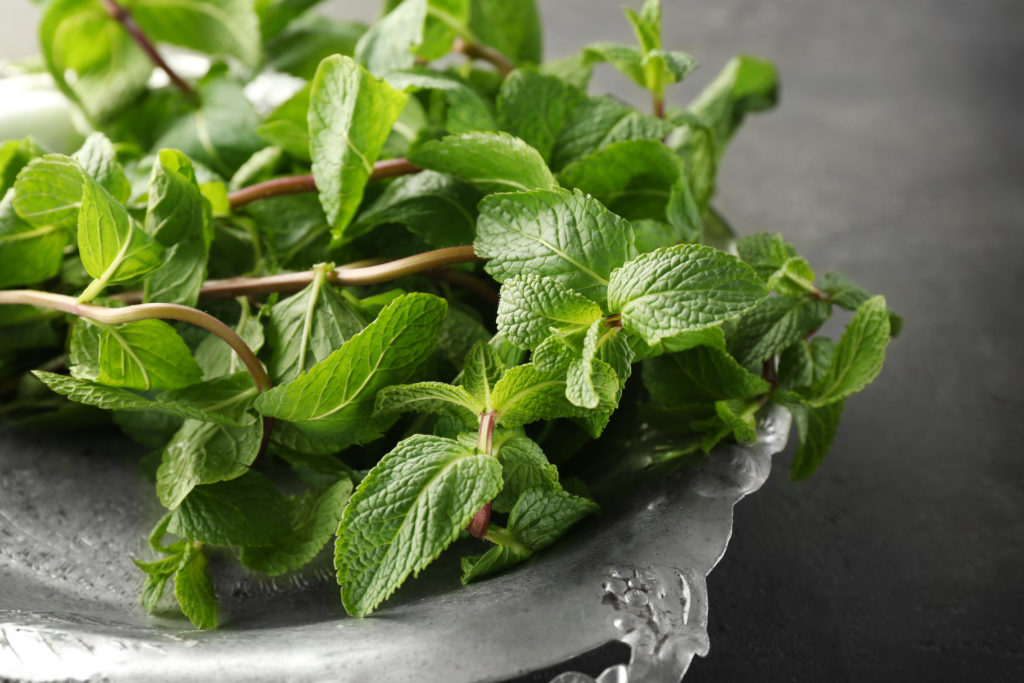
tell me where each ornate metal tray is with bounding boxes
[0,405,790,682]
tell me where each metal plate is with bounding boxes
[0,407,790,682]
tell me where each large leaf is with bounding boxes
[0,190,69,288]
[69,319,203,391]
[308,55,408,239]
[334,434,503,616]
[497,69,585,161]
[550,95,674,171]
[128,0,262,68]
[12,154,86,230]
[467,0,541,64]
[167,471,291,545]
[475,187,637,301]
[808,296,890,406]
[408,132,557,194]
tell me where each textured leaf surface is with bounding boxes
[129,0,262,68]
[643,345,770,407]
[73,132,131,202]
[492,434,559,512]
[12,155,84,230]
[809,296,890,406]
[174,545,218,629]
[374,381,482,421]
[476,188,637,301]
[0,190,68,288]
[498,69,585,161]
[334,434,503,616]
[608,244,767,344]
[728,295,832,368]
[69,319,202,391]
[496,274,603,349]
[309,55,408,238]
[168,472,290,546]
[409,132,557,194]
[551,95,674,171]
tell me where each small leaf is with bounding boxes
[374,381,482,421]
[168,472,291,546]
[384,70,498,135]
[174,545,218,629]
[73,132,131,202]
[70,319,203,391]
[459,340,506,408]
[409,131,557,194]
[808,296,890,406]
[643,345,770,407]
[727,295,832,368]
[12,154,85,230]
[334,434,503,616]
[476,187,637,301]
[467,0,542,64]
[551,95,674,171]
[0,190,69,288]
[778,337,834,391]
[496,273,603,349]
[607,244,768,345]
[490,361,615,427]
[505,486,598,551]
[354,0,429,74]
[687,55,779,159]
[309,55,408,239]
[497,69,585,161]
[492,433,559,513]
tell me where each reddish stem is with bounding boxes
[452,37,516,78]
[467,502,492,539]
[101,0,195,99]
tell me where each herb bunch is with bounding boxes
[0,0,898,627]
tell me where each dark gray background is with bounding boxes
[3,0,1023,680]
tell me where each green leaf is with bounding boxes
[550,95,674,171]
[70,319,203,391]
[607,244,768,345]
[475,187,637,301]
[540,52,594,92]
[77,175,164,294]
[505,486,598,551]
[154,77,264,177]
[354,0,429,74]
[713,398,759,444]
[40,0,151,122]
[496,274,603,349]
[735,232,797,281]
[133,552,184,612]
[0,190,69,288]
[241,477,354,575]
[155,418,263,509]
[643,345,770,407]
[775,391,845,480]
[566,319,623,409]
[12,154,85,230]
[583,43,646,88]
[808,296,890,406]
[468,0,542,64]
[727,295,832,368]
[256,0,323,40]
[266,16,367,79]
[334,434,503,616]
[33,371,255,427]
[686,55,779,159]
[558,139,684,221]
[143,149,213,306]
[157,373,259,425]
[254,293,447,443]
[497,69,585,161]
[256,83,312,161]
[128,0,262,68]
[778,337,834,391]
[821,271,903,335]
[491,433,559,513]
[265,267,367,383]
[384,70,498,135]
[490,361,614,427]
[0,138,43,199]
[625,0,661,53]
[308,55,408,239]
[460,544,530,585]
[168,472,291,546]
[374,381,482,422]
[174,545,218,629]
[73,132,131,203]
[194,300,266,379]
[409,131,557,194]
[459,340,505,408]
[666,178,703,244]
[351,170,481,248]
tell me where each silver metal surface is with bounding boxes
[0,407,790,682]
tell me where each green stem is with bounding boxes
[0,290,271,393]
[484,526,533,557]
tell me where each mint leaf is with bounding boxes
[496,274,603,349]
[73,132,131,203]
[727,295,831,368]
[409,131,557,194]
[505,486,598,550]
[254,293,447,443]
[157,373,258,425]
[143,149,213,306]
[265,267,367,383]
[497,69,585,161]
[808,296,890,406]
[174,545,218,629]
[460,544,530,585]
[778,337,834,391]
[241,477,354,575]
[713,398,759,445]
[490,360,615,427]
[334,434,503,616]
[133,552,184,612]
[154,77,264,177]
[607,244,768,345]
[643,345,769,407]
[384,70,498,135]
[374,381,482,421]
[309,55,408,239]
[266,16,367,80]
[566,320,628,409]
[735,232,798,281]
[821,271,903,335]
[0,137,43,198]
[0,190,69,288]
[476,187,637,301]
[459,340,505,408]
[351,170,481,248]
[550,95,674,171]
[69,319,203,391]
[436,306,491,371]
[775,391,845,480]
[666,178,703,244]
[583,43,646,87]
[156,418,263,509]
[559,139,684,221]
[168,472,290,546]
[492,433,559,512]
[130,0,262,68]
[354,0,429,73]
[194,300,266,379]
[687,55,779,158]
[468,0,542,64]
[256,83,312,161]
[78,175,164,292]
[40,0,150,121]
[12,155,85,231]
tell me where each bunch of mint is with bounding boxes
[0,0,898,627]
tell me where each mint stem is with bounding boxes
[468,410,499,538]
[111,246,483,304]
[653,93,665,119]
[0,290,271,393]
[452,37,515,78]
[227,158,421,210]
[101,0,195,99]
